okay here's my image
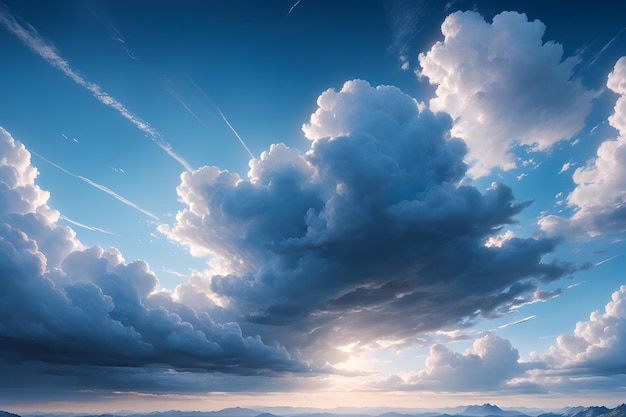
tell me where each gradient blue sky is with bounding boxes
[1,0,626,413]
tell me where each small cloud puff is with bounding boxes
[418,11,595,177]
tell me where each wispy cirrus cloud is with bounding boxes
[191,80,255,159]
[32,151,160,221]
[168,89,204,126]
[285,0,302,18]
[497,315,537,329]
[0,8,191,171]
[59,214,115,235]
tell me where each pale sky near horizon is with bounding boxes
[1,0,626,413]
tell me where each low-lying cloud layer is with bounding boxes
[368,285,626,394]
[161,80,574,362]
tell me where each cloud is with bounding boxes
[0,8,191,171]
[539,56,626,238]
[161,79,575,361]
[583,27,626,72]
[366,286,626,394]
[540,285,626,377]
[373,333,539,392]
[506,286,626,393]
[386,0,425,71]
[111,26,137,60]
[0,126,309,401]
[418,11,595,177]
[559,161,574,174]
[497,315,537,329]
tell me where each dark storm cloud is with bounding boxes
[162,80,576,361]
[0,127,308,399]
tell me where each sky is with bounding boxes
[1,0,626,413]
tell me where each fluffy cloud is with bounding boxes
[373,283,626,393]
[374,333,536,392]
[0,127,308,401]
[418,11,595,177]
[161,80,575,361]
[541,285,626,376]
[540,57,626,238]
[372,286,626,393]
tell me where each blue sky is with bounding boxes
[1,0,626,413]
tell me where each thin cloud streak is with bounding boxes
[191,80,255,159]
[60,215,116,235]
[32,152,160,221]
[168,89,204,126]
[0,8,191,171]
[111,26,137,60]
[285,0,302,18]
[497,315,537,329]
[162,266,190,278]
[583,27,625,71]
[595,255,619,266]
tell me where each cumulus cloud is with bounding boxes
[161,80,575,361]
[540,285,626,377]
[539,57,626,238]
[0,127,308,401]
[418,11,595,177]
[372,283,626,393]
[372,282,626,393]
[377,333,535,392]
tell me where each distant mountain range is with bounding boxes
[7,403,626,417]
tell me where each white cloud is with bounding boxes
[485,230,515,248]
[539,56,626,238]
[369,286,626,393]
[373,333,535,392]
[418,11,595,177]
[559,161,574,174]
[536,285,626,379]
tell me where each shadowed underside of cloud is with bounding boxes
[418,11,595,177]
[161,80,576,362]
[540,56,626,239]
[0,127,308,399]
